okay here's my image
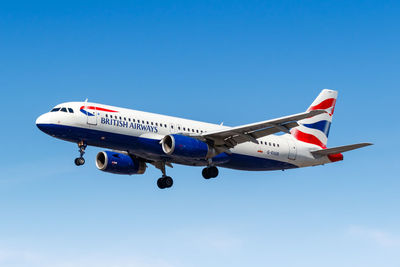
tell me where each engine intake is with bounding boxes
[96,151,146,175]
[161,134,216,159]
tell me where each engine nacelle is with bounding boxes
[161,134,216,159]
[95,151,146,175]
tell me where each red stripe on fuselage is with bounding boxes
[79,106,118,112]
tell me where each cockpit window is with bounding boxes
[60,107,67,112]
[51,108,60,112]
[68,108,74,113]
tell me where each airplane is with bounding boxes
[36,89,372,189]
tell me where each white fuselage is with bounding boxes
[36,102,332,171]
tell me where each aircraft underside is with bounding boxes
[39,123,298,172]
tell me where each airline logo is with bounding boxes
[80,106,118,116]
[100,117,159,133]
[303,97,336,137]
[291,91,337,148]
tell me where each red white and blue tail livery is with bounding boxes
[291,89,337,148]
[36,89,372,189]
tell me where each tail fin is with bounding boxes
[290,89,338,148]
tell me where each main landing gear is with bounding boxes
[74,141,87,166]
[155,162,173,189]
[202,166,219,179]
[157,176,173,189]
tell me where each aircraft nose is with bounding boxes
[36,113,46,125]
[36,113,51,133]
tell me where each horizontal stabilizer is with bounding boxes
[311,143,373,157]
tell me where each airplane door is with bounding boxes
[287,139,297,160]
[87,106,97,125]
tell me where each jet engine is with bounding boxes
[161,134,216,159]
[96,151,146,175]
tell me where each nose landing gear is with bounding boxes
[74,141,87,166]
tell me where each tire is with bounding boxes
[74,158,83,166]
[164,176,173,188]
[202,168,210,179]
[210,167,219,178]
[78,157,85,165]
[157,178,166,189]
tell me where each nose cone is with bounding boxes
[36,113,52,133]
[36,113,47,125]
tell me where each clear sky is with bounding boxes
[0,1,399,266]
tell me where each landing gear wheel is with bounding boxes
[209,166,219,178]
[157,178,165,189]
[202,166,219,179]
[202,168,211,179]
[74,157,85,166]
[157,176,174,189]
[164,176,173,188]
[75,141,87,167]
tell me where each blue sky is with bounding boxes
[0,1,399,266]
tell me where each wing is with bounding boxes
[191,110,326,149]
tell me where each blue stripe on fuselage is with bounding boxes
[36,123,298,171]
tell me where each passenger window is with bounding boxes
[156,123,158,126]
[164,124,167,127]
[124,117,126,121]
[273,143,275,147]
[142,120,145,124]
[196,130,199,133]
[269,142,271,146]
[133,119,135,122]
[106,114,108,118]
[183,127,186,131]
[128,118,131,122]
[151,122,153,125]
[146,121,149,124]
[260,141,263,144]
[60,107,67,112]
[192,129,195,132]
[51,108,60,112]
[277,144,279,147]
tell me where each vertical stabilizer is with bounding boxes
[290,89,338,148]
